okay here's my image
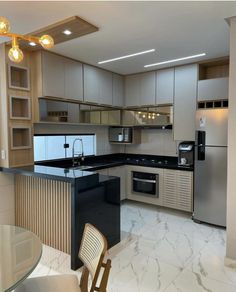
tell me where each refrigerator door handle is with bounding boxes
[196,131,206,161]
[197,145,205,161]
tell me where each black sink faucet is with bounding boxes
[72,138,84,167]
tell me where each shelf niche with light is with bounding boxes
[8,64,30,91]
[11,126,32,150]
[9,96,31,120]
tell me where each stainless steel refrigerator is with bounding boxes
[193,108,228,227]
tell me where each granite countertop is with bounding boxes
[36,153,194,172]
[1,165,99,184]
[0,154,193,185]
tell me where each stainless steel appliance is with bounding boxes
[178,142,194,166]
[193,109,228,227]
[109,127,132,143]
[132,171,159,197]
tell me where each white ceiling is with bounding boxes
[0,1,236,75]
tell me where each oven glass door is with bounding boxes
[132,172,158,197]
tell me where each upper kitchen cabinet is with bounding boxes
[125,71,155,107]
[124,74,140,107]
[198,59,229,101]
[64,58,83,101]
[156,68,174,105]
[174,64,198,141]
[140,71,156,106]
[34,51,83,101]
[41,51,65,98]
[112,73,124,107]
[84,64,113,105]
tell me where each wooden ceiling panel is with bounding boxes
[19,16,98,50]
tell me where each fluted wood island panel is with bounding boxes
[2,164,120,270]
[15,174,71,254]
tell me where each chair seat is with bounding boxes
[15,274,81,292]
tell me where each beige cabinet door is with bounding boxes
[84,64,100,103]
[125,74,140,107]
[140,71,156,106]
[65,59,83,101]
[156,68,174,105]
[163,169,193,212]
[112,73,124,107]
[42,52,65,98]
[174,64,198,141]
[99,69,113,105]
[197,77,229,101]
[84,64,112,105]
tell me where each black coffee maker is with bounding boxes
[178,141,194,166]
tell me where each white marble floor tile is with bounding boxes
[186,246,236,287]
[108,245,181,292]
[165,269,236,292]
[28,201,236,292]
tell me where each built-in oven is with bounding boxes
[132,171,159,197]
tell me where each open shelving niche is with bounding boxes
[9,96,31,120]
[10,126,32,150]
[8,64,30,91]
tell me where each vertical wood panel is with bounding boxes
[15,175,71,254]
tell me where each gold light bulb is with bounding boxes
[8,37,24,63]
[39,34,54,49]
[0,17,10,34]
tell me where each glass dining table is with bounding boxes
[0,225,42,292]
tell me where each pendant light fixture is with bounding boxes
[0,16,54,63]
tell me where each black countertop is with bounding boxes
[1,165,99,188]
[1,154,193,185]
[36,153,194,172]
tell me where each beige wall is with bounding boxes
[0,173,15,225]
[34,124,178,157]
[34,123,120,156]
[226,16,236,263]
[123,129,178,157]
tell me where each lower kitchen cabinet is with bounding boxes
[96,166,126,200]
[126,165,164,206]
[97,165,193,210]
[108,166,126,200]
[163,169,193,212]
[96,169,108,176]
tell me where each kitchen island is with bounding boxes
[1,165,120,270]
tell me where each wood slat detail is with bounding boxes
[15,175,71,254]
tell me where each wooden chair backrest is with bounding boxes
[79,224,111,292]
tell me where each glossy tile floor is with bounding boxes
[31,201,236,292]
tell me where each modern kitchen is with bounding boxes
[0,1,236,292]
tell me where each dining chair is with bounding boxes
[15,223,112,292]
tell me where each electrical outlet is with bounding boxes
[1,150,6,160]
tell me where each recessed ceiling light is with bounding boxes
[63,29,72,35]
[98,49,155,64]
[144,53,206,68]
[29,42,37,46]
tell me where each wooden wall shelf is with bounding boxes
[199,59,229,80]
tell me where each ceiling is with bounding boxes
[0,1,236,75]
